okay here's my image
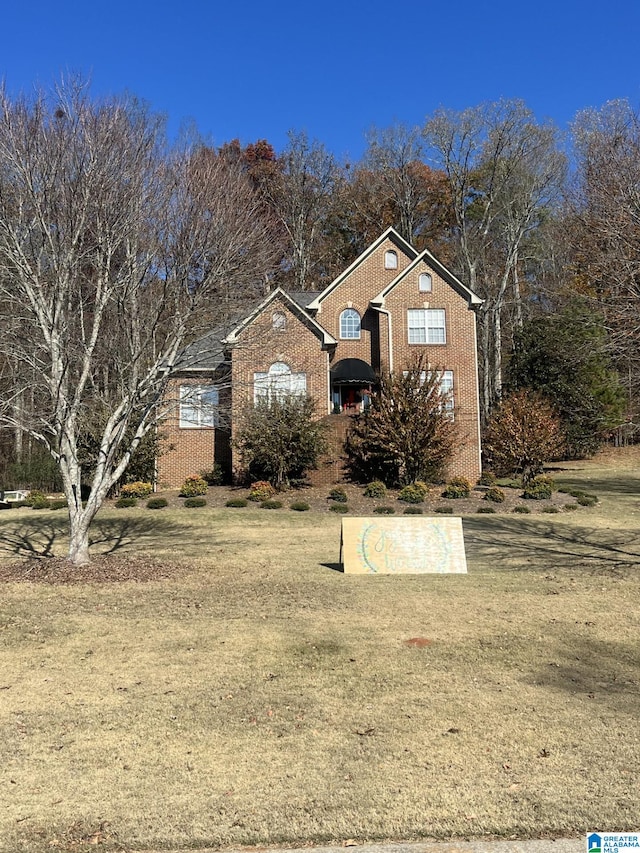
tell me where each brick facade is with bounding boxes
[157,228,482,488]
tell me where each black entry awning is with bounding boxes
[330,358,376,385]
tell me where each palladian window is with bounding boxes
[254,362,307,403]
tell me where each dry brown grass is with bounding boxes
[0,449,639,852]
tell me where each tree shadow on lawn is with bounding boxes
[556,472,640,497]
[528,628,640,716]
[463,515,640,574]
[0,515,189,559]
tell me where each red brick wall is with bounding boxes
[384,259,482,483]
[156,377,220,489]
[230,295,330,482]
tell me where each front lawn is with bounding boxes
[0,450,638,852]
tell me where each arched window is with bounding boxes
[254,362,307,403]
[419,273,432,292]
[384,250,398,269]
[339,308,361,339]
[272,311,286,331]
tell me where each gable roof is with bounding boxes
[371,249,483,307]
[224,287,336,347]
[306,227,418,311]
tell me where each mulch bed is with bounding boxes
[156,480,584,516]
[0,554,186,585]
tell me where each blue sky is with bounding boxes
[3,0,639,161]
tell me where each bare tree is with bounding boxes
[570,100,640,427]
[424,100,565,419]
[0,79,278,565]
[258,130,341,290]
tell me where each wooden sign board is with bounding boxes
[340,517,468,575]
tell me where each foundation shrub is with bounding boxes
[403,506,423,514]
[398,484,425,504]
[184,497,207,508]
[442,477,471,499]
[225,498,248,508]
[523,476,553,500]
[435,505,453,514]
[115,496,137,508]
[261,499,283,509]
[120,481,153,498]
[146,497,168,509]
[374,505,395,514]
[330,503,349,513]
[363,481,387,499]
[485,487,505,503]
[289,501,310,512]
[248,481,275,501]
[329,486,348,503]
[179,476,208,498]
[477,505,496,513]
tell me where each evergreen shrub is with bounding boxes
[147,497,168,509]
[442,477,471,499]
[115,496,137,508]
[485,487,505,503]
[184,497,207,508]
[363,481,387,499]
[398,484,425,504]
[261,499,283,509]
[329,486,348,503]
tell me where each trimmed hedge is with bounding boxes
[184,497,207,508]
[116,496,137,508]
[147,497,168,509]
[226,498,248,508]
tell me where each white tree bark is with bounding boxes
[0,79,279,565]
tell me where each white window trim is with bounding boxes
[407,308,446,344]
[339,308,361,340]
[384,250,398,269]
[419,273,432,292]
[179,385,219,428]
[272,311,286,331]
[254,362,307,404]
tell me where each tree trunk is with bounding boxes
[68,517,91,566]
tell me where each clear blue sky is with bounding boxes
[2,0,639,161]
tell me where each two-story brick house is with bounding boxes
[157,227,483,488]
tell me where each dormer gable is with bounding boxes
[307,227,418,312]
[371,250,483,308]
[224,287,336,348]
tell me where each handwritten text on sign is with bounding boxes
[340,517,468,575]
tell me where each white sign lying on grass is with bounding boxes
[340,516,468,575]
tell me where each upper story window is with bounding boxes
[419,273,432,292]
[254,361,307,404]
[272,311,286,331]
[339,308,361,339]
[384,250,398,269]
[407,308,446,344]
[179,385,219,428]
